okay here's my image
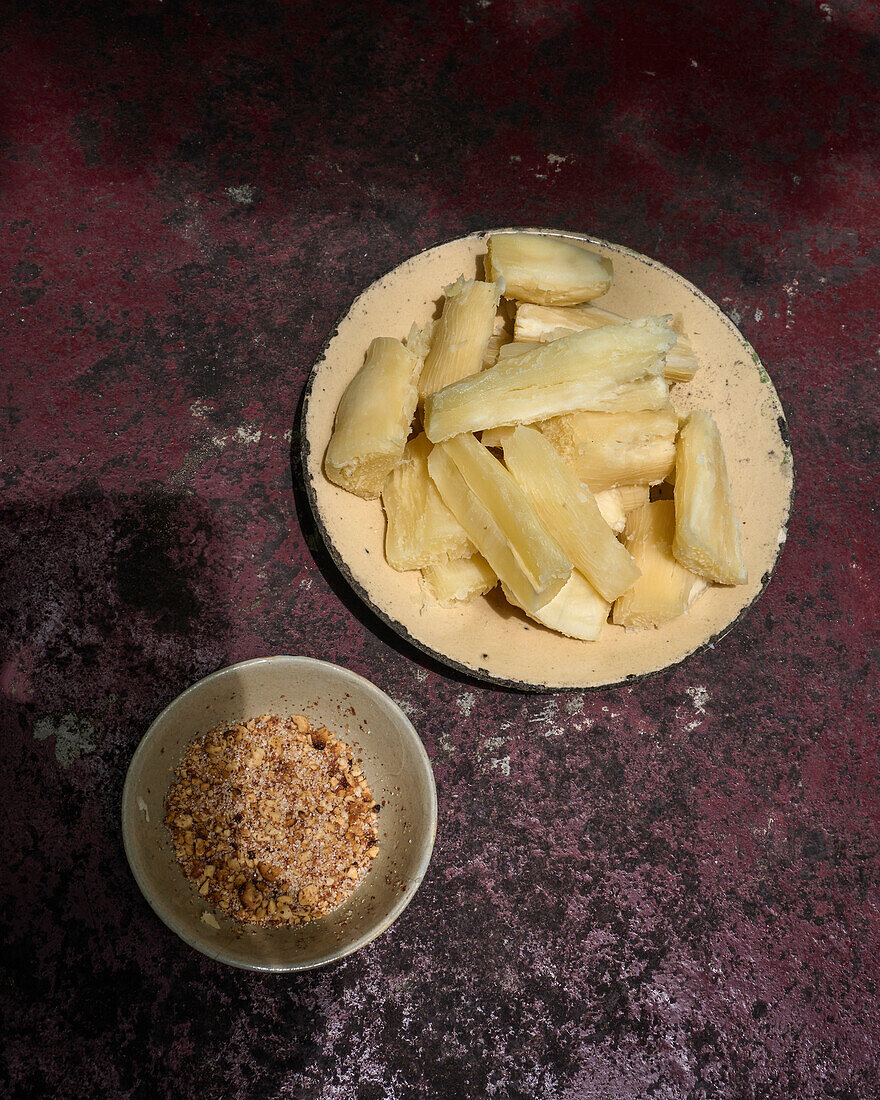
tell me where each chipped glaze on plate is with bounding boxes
[301,229,794,691]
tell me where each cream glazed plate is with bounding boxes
[301,229,794,691]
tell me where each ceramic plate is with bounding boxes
[301,229,793,691]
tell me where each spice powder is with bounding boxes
[164,714,380,925]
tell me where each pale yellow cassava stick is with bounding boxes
[422,317,674,443]
[485,234,613,306]
[421,553,497,608]
[382,433,473,570]
[514,302,699,383]
[418,277,503,398]
[325,336,421,499]
[673,410,747,585]
[542,406,679,493]
[501,425,641,603]
[612,500,707,630]
[427,436,570,614]
[503,569,610,642]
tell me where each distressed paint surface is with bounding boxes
[1,2,878,1098]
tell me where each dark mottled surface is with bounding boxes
[2,1,879,1097]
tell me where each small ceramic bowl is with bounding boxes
[122,656,437,971]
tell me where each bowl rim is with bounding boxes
[300,226,795,692]
[121,654,438,971]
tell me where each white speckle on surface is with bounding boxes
[173,195,206,244]
[235,425,262,444]
[755,812,776,838]
[783,279,799,329]
[690,58,698,67]
[226,184,256,205]
[211,433,227,448]
[755,308,763,322]
[137,797,150,822]
[201,911,221,929]
[509,154,521,162]
[395,696,419,719]
[721,297,743,321]
[547,153,567,166]
[819,3,832,20]
[33,713,97,768]
[299,576,312,589]
[190,399,213,419]
[687,685,708,714]
[456,692,476,717]
[476,733,510,770]
[529,700,558,725]
[490,756,511,776]
[682,686,709,733]
[534,172,547,180]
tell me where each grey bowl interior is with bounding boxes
[122,656,437,971]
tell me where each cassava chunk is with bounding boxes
[553,406,679,493]
[514,303,699,383]
[325,337,421,499]
[612,500,707,630]
[382,433,473,570]
[501,426,641,603]
[427,435,570,614]
[485,234,613,306]
[421,554,497,607]
[418,277,503,398]
[503,570,610,641]
[423,317,674,443]
[673,410,747,585]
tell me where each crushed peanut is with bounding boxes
[164,714,380,926]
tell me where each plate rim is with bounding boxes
[300,227,795,692]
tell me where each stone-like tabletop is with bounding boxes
[2,2,878,1097]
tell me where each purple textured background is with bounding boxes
[2,2,879,1097]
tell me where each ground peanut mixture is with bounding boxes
[164,714,380,926]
